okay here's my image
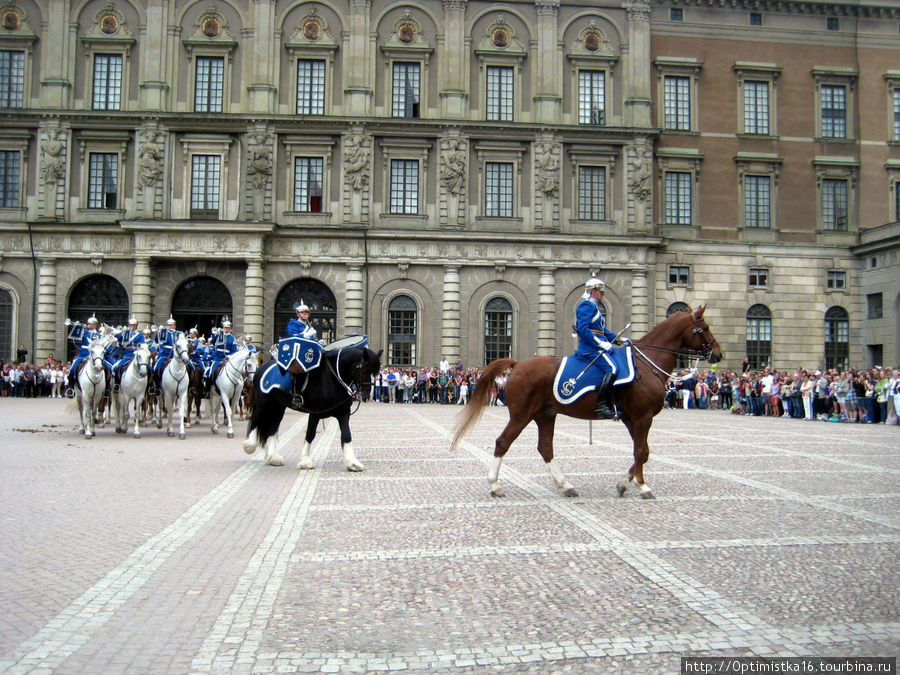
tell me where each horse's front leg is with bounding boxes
[222,389,236,439]
[208,390,220,435]
[619,417,655,499]
[297,415,319,470]
[114,392,125,434]
[81,389,94,438]
[536,413,578,497]
[132,395,143,438]
[263,432,283,466]
[175,390,187,440]
[338,413,365,472]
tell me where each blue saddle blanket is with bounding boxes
[275,337,322,373]
[553,346,635,405]
[258,360,293,395]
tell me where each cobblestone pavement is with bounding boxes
[0,397,896,673]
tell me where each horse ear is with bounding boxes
[694,305,706,319]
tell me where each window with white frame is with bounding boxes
[744,175,771,228]
[485,162,513,217]
[827,270,847,290]
[894,86,900,141]
[887,75,900,142]
[0,150,19,207]
[88,152,118,209]
[664,171,692,224]
[578,70,605,125]
[194,56,224,112]
[92,54,122,110]
[191,155,220,218]
[577,166,605,220]
[749,268,768,287]
[486,66,514,122]
[296,59,325,115]
[293,157,323,212]
[743,81,769,135]
[392,61,420,118]
[484,297,513,364]
[821,84,847,139]
[734,63,780,137]
[389,159,418,214]
[813,68,856,140]
[668,265,690,285]
[387,295,417,367]
[664,76,690,130]
[822,178,848,231]
[824,306,849,371]
[746,304,772,370]
[0,49,24,108]
[655,58,701,132]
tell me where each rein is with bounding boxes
[290,350,367,416]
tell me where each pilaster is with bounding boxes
[441,265,461,364]
[345,0,373,115]
[623,0,652,128]
[132,256,153,325]
[36,256,57,360]
[534,0,561,123]
[244,258,265,342]
[345,264,365,336]
[631,268,649,335]
[538,266,556,356]
[440,0,468,117]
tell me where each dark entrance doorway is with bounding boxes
[66,274,129,360]
[171,277,233,338]
[274,278,336,343]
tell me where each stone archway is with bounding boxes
[274,278,336,343]
[171,276,233,338]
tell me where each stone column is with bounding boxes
[41,0,71,107]
[244,258,264,343]
[534,0,561,123]
[440,0,468,118]
[132,256,153,325]
[35,256,57,360]
[537,266,557,356]
[630,269,649,335]
[247,0,277,113]
[345,264,365,336]
[345,0,373,115]
[139,0,169,110]
[623,0,652,128]
[441,265,461,364]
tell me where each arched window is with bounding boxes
[387,295,417,367]
[484,296,513,364]
[274,278,337,344]
[746,304,772,370]
[0,288,12,361]
[67,275,129,359]
[666,302,691,370]
[172,276,233,337]
[824,306,849,371]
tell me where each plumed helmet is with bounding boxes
[222,316,232,328]
[244,334,253,342]
[166,315,176,326]
[295,300,309,313]
[189,327,198,335]
[128,317,138,325]
[87,316,98,325]
[584,277,605,292]
[143,328,152,335]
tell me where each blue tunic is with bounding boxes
[574,297,618,358]
[287,318,316,340]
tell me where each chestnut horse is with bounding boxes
[452,306,723,499]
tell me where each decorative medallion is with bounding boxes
[303,19,322,41]
[491,27,509,48]
[583,30,600,52]
[398,22,416,44]
[2,9,19,31]
[202,17,220,38]
[99,13,118,34]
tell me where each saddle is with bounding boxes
[552,346,636,406]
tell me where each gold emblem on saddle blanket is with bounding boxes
[561,378,576,397]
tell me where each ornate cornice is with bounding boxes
[654,0,899,18]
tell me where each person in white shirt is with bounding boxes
[439,356,450,374]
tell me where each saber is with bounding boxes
[572,323,633,382]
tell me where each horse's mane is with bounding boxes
[636,307,699,346]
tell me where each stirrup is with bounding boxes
[65,387,75,399]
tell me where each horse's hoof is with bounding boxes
[640,490,656,500]
[563,487,580,498]
[345,462,365,472]
[490,489,506,498]
[297,458,315,470]
[226,431,234,439]
[133,433,140,439]
[617,480,629,497]
[116,428,124,434]
[156,422,162,429]
[267,454,284,467]
[179,432,186,440]
[211,428,218,435]
[242,441,256,454]
[185,421,191,428]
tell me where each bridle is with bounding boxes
[631,315,716,381]
[292,348,374,416]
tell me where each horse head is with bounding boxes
[173,332,190,363]
[87,338,107,370]
[334,346,383,390]
[133,343,152,376]
[686,306,724,364]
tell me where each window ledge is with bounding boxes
[474,217,524,232]
[280,211,333,227]
[75,208,125,222]
[378,214,428,229]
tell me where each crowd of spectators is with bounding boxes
[664,364,900,425]
[1,353,69,399]
[368,356,508,407]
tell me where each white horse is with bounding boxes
[156,332,191,439]
[209,347,257,438]
[114,342,152,438]
[69,335,115,439]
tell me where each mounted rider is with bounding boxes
[205,317,238,390]
[574,277,627,419]
[65,315,113,395]
[151,316,179,390]
[286,301,319,405]
[111,317,148,390]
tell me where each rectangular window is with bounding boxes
[486,66,513,122]
[92,54,122,110]
[822,178,848,230]
[194,56,224,113]
[744,175,771,228]
[293,157,323,212]
[578,70,605,125]
[296,59,325,115]
[664,75,691,130]
[0,150,19,207]
[485,162,513,217]
[484,308,512,364]
[749,268,768,287]
[664,171,692,224]
[827,270,847,289]
[821,84,847,138]
[392,62,420,118]
[867,293,883,319]
[88,153,118,209]
[670,8,683,21]
[0,49,25,108]
[893,88,900,141]
[388,308,416,367]
[577,166,605,220]
[190,155,220,217]
[743,81,769,134]
[826,17,840,30]
[749,12,762,25]
[668,266,690,285]
[389,159,418,214]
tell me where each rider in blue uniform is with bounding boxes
[66,315,104,392]
[111,317,147,388]
[575,278,626,419]
[206,318,238,390]
[152,316,178,390]
[286,302,318,405]
[186,327,204,371]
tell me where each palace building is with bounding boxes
[0,0,898,370]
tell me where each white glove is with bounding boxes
[598,340,612,350]
[621,338,631,346]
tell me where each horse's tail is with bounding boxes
[450,358,516,451]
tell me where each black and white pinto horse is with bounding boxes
[69,333,117,438]
[113,342,152,438]
[209,346,258,438]
[156,331,191,439]
[243,344,382,470]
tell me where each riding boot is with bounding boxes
[291,374,305,407]
[595,372,619,420]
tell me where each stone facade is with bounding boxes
[0,0,897,370]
